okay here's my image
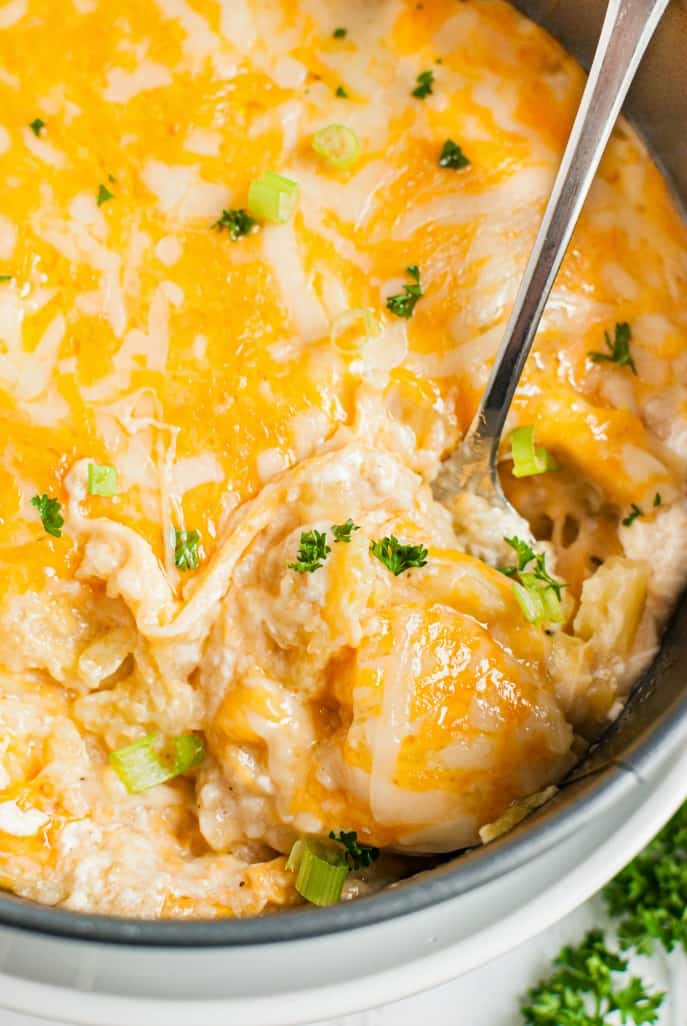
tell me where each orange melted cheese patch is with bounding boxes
[0,0,686,917]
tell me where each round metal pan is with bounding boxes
[1,0,686,947]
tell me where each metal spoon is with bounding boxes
[432,0,669,542]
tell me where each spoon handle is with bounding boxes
[461,0,669,470]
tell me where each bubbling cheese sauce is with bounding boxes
[0,0,686,917]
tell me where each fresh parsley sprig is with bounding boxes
[386,265,423,319]
[329,830,380,870]
[603,801,687,955]
[289,529,331,573]
[501,536,564,600]
[370,535,428,576]
[589,322,637,375]
[521,930,664,1026]
[31,494,64,538]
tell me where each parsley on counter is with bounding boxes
[31,494,64,538]
[96,183,114,206]
[439,139,470,170]
[589,322,636,374]
[370,535,428,576]
[412,69,434,99]
[329,830,380,870]
[174,529,201,571]
[603,801,687,955]
[521,930,663,1026]
[214,208,257,241]
[331,518,359,543]
[386,264,423,319]
[289,529,331,573]
[29,117,45,137]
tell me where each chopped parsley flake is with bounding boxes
[335,85,349,98]
[289,529,331,573]
[439,139,470,170]
[653,492,662,507]
[622,503,643,527]
[29,117,45,137]
[96,183,114,207]
[589,322,636,375]
[31,494,64,538]
[329,830,380,870]
[386,264,423,319]
[370,535,428,576]
[412,69,434,99]
[214,208,257,241]
[0,275,12,283]
[333,26,347,38]
[174,529,201,571]
[331,518,359,543]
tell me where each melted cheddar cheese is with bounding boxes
[0,0,686,917]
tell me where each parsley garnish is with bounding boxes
[29,117,45,137]
[653,492,662,507]
[335,85,349,98]
[289,529,331,573]
[603,801,687,954]
[439,139,470,170]
[329,830,380,870]
[412,69,434,99]
[96,183,114,207]
[333,26,347,38]
[622,503,643,528]
[370,535,428,576]
[0,275,12,283]
[521,930,663,1026]
[501,536,564,600]
[589,322,636,375]
[386,264,423,319]
[174,529,201,571]
[214,208,257,241]
[31,494,64,538]
[331,518,359,543]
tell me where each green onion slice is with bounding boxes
[109,733,206,794]
[286,839,349,906]
[312,124,361,169]
[330,307,381,355]
[87,462,117,497]
[511,425,557,478]
[512,577,563,626]
[248,171,300,223]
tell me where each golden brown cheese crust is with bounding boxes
[0,0,685,917]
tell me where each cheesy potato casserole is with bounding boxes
[1,0,687,918]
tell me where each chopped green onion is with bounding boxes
[87,462,117,497]
[330,307,381,355]
[248,171,299,224]
[312,124,361,169]
[512,577,563,626]
[286,839,349,906]
[511,425,558,478]
[174,528,201,571]
[109,733,206,794]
